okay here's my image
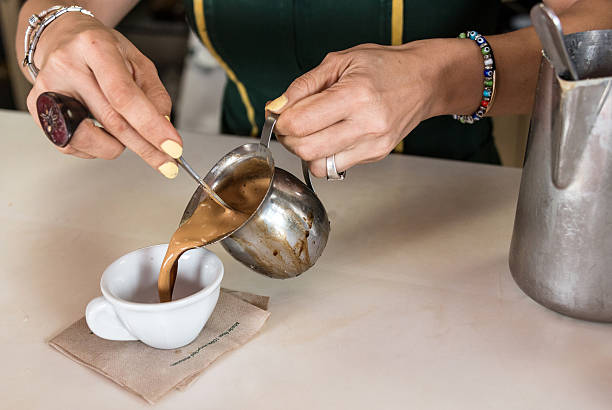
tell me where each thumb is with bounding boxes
[265,52,346,114]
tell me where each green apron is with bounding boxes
[184,0,502,164]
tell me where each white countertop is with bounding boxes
[1,109,611,409]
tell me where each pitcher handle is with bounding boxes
[260,113,315,192]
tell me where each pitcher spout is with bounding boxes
[551,76,611,189]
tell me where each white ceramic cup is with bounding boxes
[85,244,223,349]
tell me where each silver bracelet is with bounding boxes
[23,5,95,81]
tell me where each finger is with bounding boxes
[266,51,349,114]
[119,35,172,116]
[133,58,172,116]
[68,119,125,160]
[27,57,174,175]
[275,84,353,139]
[68,150,96,159]
[26,82,99,162]
[67,73,179,178]
[308,142,389,178]
[83,40,183,159]
[33,64,176,175]
[278,119,366,162]
[27,82,47,129]
[57,144,96,159]
[308,153,347,179]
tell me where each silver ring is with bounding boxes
[326,155,346,181]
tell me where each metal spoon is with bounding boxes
[530,3,580,81]
[175,156,234,210]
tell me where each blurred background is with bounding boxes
[0,0,534,167]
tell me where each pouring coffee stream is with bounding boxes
[157,161,270,302]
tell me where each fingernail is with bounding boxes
[158,161,179,179]
[265,94,288,113]
[161,139,183,159]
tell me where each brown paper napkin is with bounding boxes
[49,288,270,404]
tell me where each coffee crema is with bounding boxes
[158,159,271,302]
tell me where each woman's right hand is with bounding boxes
[26,11,183,178]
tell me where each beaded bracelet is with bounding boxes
[453,31,496,124]
[23,6,95,81]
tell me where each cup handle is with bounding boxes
[85,296,138,341]
[260,113,315,192]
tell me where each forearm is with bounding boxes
[16,0,138,80]
[433,0,612,118]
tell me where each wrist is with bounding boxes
[420,38,484,118]
[31,10,98,71]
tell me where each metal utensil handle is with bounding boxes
[260,113,315,192]
[530,3,580,81]
[176,156,234,210]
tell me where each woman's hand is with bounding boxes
[26,12,183,178]
[268,40,483,178]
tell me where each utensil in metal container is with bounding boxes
[530,3,580,81]
[175,155,234,210]
[181,113,330,279]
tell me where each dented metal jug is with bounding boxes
[509,30,612,321]
[181,114,330,279]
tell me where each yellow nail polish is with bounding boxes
[160,139,183,159]
[158,161,178,179]
[265,94,288,113]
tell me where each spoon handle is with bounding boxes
[176,156,234,210]
[530,3,580,81]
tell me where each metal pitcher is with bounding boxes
[509,30,612,322]
[181,114,330,279]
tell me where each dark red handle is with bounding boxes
[36,92,90,147]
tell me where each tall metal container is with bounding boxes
[509,30,612,322]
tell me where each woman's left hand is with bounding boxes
[268,40,482,178]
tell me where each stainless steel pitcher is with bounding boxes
[181,114,330,279]
[509,30,612,322]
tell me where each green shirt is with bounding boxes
[184,0,502,164]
